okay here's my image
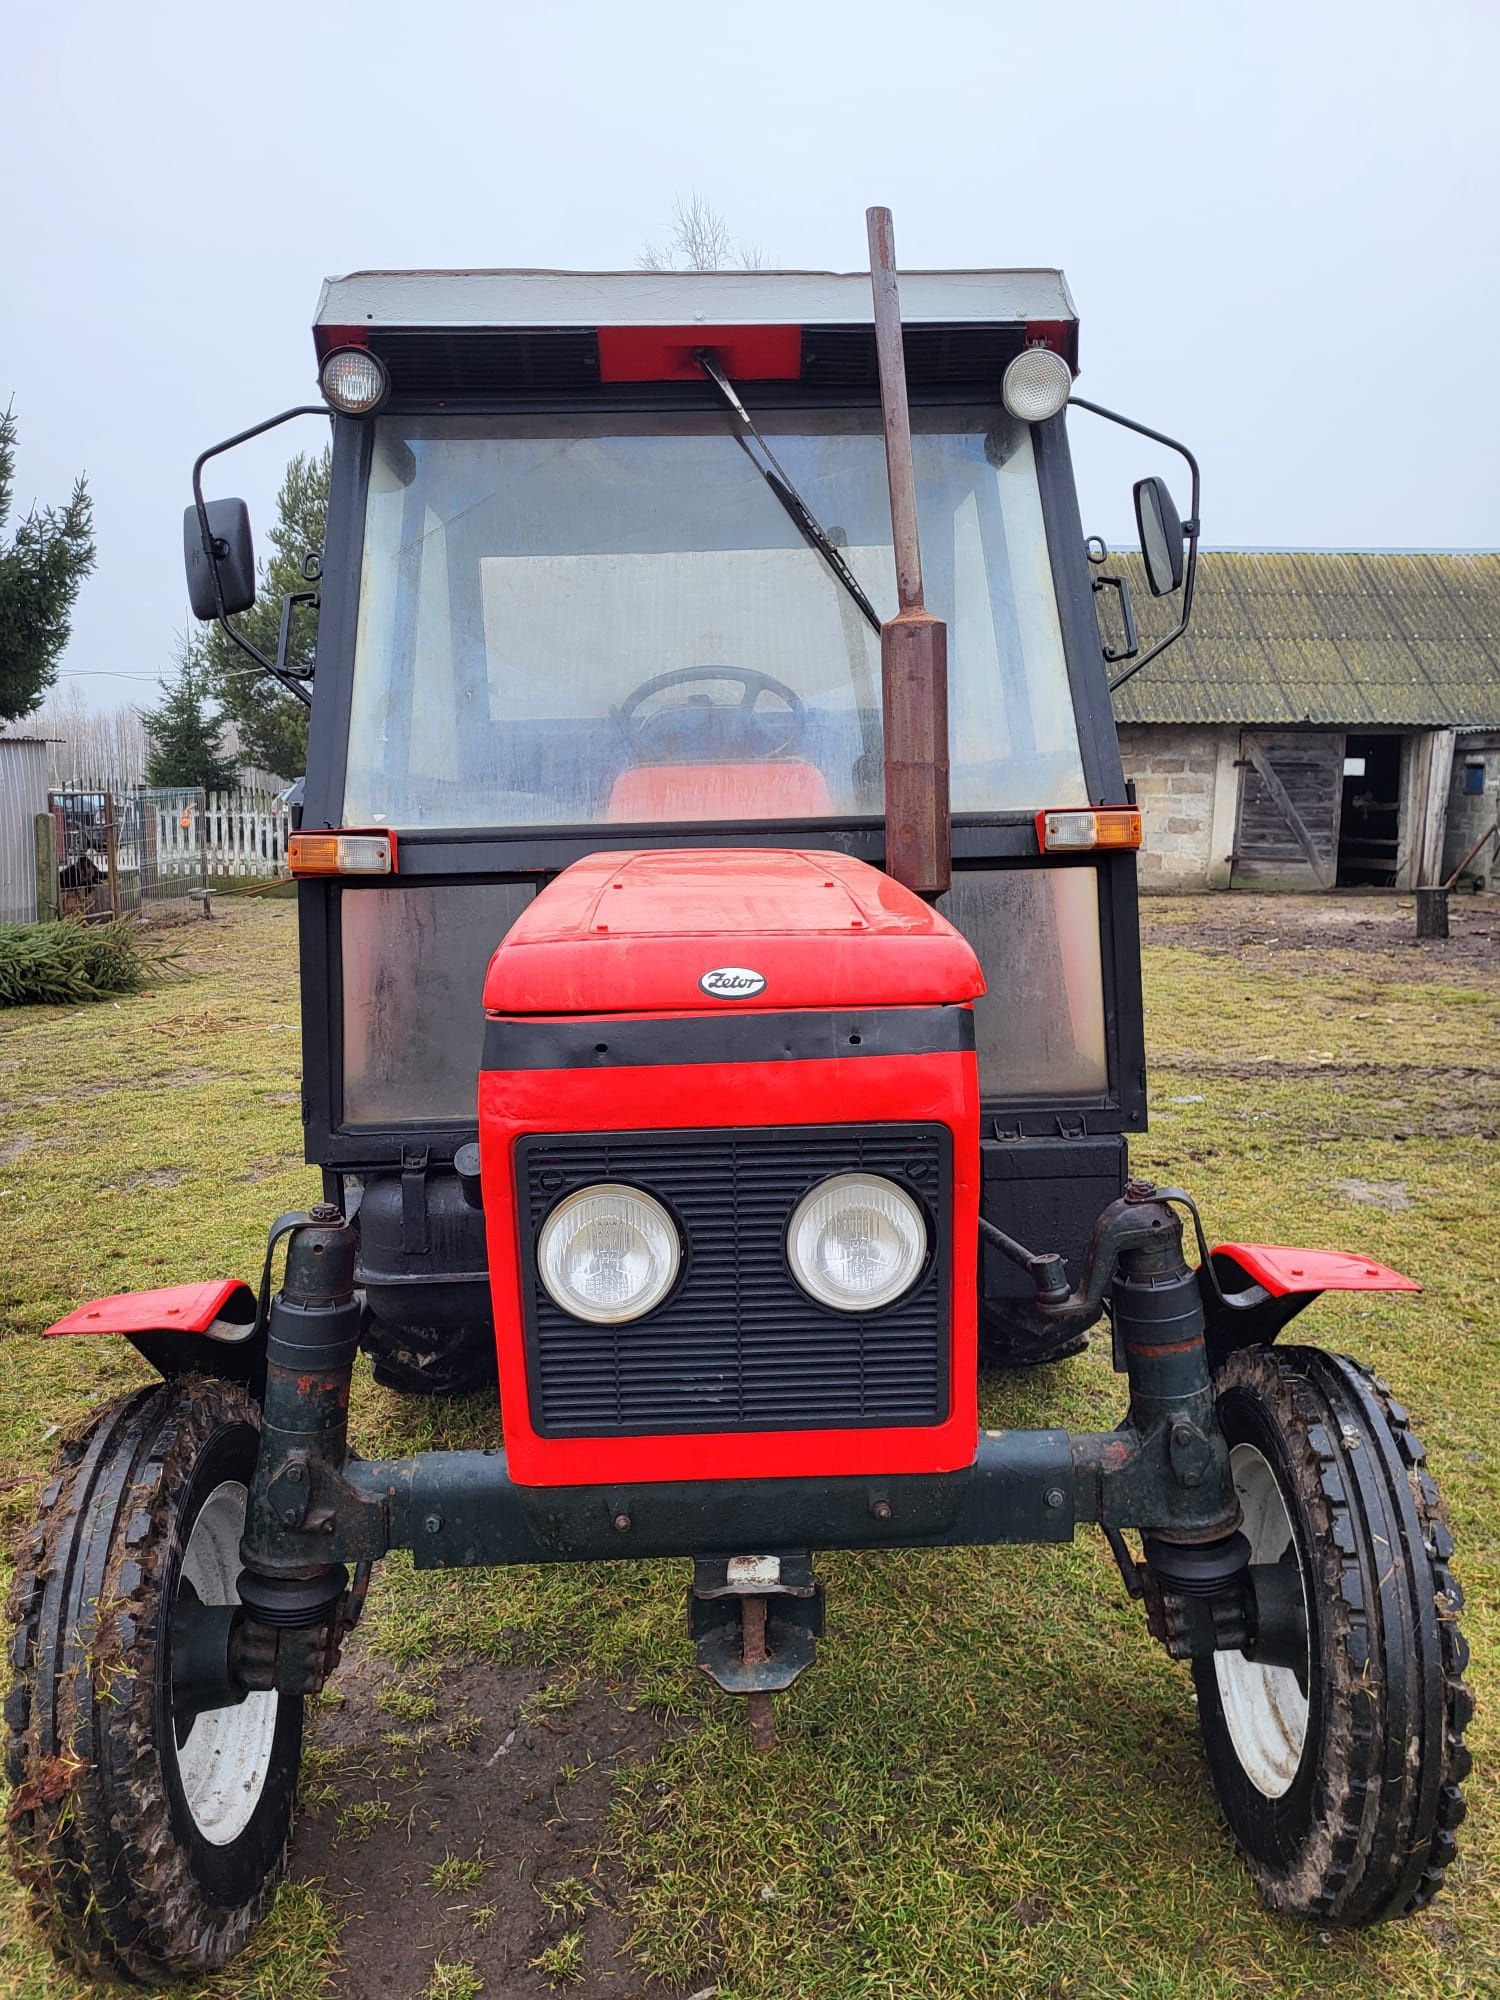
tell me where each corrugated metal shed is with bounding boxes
[0,738,51,923]
[1110,551,1500,728]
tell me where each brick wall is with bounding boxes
[1116,725,1238,890]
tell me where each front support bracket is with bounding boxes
[232,1194,1249,1701]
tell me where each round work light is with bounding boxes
[537,1184,681,1324]
[319,347,390,416]
[1001,346,1073,424]
[786,1173,927,1314]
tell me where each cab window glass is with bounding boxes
[345,409,1087,828]
[937,866,1107,1097]
[341,881,534,1124]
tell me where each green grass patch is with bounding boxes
[1,898,1495,1999]
[431,1852,486,1894]
[425,1960,484,2000]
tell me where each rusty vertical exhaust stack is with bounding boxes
[866,205,951,898]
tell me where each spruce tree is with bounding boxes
[203,447,328,778]
[0,403,97,721]
[143,639,238,791]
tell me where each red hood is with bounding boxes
[481,849,984,1016]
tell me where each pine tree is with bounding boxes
[203,446,329,778]
[0,403,97,721]
[143,638,238,791]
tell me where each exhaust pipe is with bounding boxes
[866,206,951,898]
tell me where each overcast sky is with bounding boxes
[3,0,1497,711]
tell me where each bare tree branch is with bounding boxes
[637,193,766,272]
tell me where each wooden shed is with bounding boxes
[1108,551,1500,892]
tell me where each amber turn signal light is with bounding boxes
[287,831,395,877]
[1034,808,1142,853]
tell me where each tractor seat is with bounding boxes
[605,760,836,823]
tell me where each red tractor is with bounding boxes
[5,213,1468,1979]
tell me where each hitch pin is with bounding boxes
[741,1596,776,1753]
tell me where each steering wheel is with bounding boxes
[617,665,807,761]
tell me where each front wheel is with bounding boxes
[5,1379,302,1979]
[1193,1346,1471,1926]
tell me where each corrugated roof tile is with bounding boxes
[1110,551,1500,726]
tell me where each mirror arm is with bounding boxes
[191,406,331,711]
[1066,395,1201,692]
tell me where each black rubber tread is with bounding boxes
[5,1378,302,1979]
[978,1326,1088,1370]
[360,1305,498,1397]
[1192,1345,1470,1927]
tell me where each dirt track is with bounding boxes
[1140,890,1500,982]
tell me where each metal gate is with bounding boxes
[47,788,210,920]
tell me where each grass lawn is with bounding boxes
[0,895,1495,2000]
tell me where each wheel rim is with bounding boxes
[173,1480,280,1846]
[1213,1443,1310,1798]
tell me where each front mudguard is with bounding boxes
[1200,1243,1420,1365]
[44,1280,264,1394]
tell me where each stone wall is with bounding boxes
[1116,724,1239,891]
[1443,733,1500,889]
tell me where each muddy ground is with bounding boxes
[1139,887,1500,981]
[292,1648,698,2000]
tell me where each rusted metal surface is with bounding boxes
[740,1595,776,1753]
[866,206,951,897]
[867,209,923,615]
[882,612,951,897]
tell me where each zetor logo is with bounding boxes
[698,966,767,1000]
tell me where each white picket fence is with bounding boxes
[152,789,290,881]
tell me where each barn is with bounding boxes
[1111,550,1500,892]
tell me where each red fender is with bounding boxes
[44,1281,261,1387]
[1211,1244,1420,1298]
[1202,1242,1419,1358]
[44,1280,257,1339]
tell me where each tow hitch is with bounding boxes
[689,1554,824,1751]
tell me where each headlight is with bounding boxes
[1001,346,1073,423]
[786,1173,927,1313]
[319,346,390,415]
[537,1183,681,1324]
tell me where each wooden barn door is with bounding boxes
[1230,731,1345,890]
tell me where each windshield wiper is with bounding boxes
[697,351,882,636]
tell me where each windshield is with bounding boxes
[344,407,1088,829]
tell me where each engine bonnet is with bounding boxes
[481,849,984,1017]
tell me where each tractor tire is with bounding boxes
[1192,1345,1470,1926]
[5,1379,302,1980]
[360,1303,498,1397]
[979,1323,1088,1369]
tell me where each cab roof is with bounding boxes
[317,266,1076,331]
[313,267,1078,401]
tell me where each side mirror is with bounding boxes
[183,498,255,620]
[1133,476,1186,597]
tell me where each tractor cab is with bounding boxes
[208,261,1176,1390]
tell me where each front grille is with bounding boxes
[518,1126,949,1437]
